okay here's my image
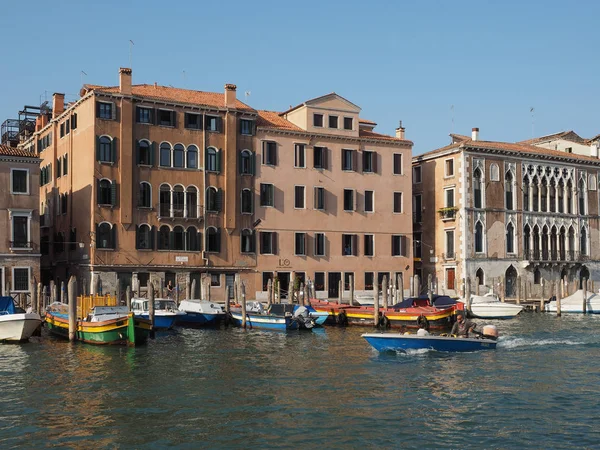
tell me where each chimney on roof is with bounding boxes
[119,67,132,95]
[225,84,237,108]
[395,120,405,139]
[591,143,599,158]
[52,93,65,119]
[472,127,479,141]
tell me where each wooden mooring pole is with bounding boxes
[149,283,156,337]
[126,285,132,311]
[68,277,77,342]
[241,284,247,329]
[349,275,354,306]
[583,277,587,314]
[556,279,562,317]
[373,281,380,327]
[382,276,388,309]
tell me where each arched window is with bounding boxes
[532,225,540,258]
[160,142,172,167]
[506,222,515,254]
[173,185,185,218]
[581,227,587,256]
[138,182,151,208]
[579,178,586,215]
[136,224,152,250]
[173,225,185,250]
[96,222,114,249]
[187,145,198,169]
[158,225,171,250]
[568,226,575,259]
[241,188,253,214]
[589,174,597,191]
[475,268,484,285]
[549,179,556,213]
[475,221,484,253]
[137,140,152,165]
[98,179,112,205]
[567,180,573,214]
[206,227,220,253]
[534,268,541,285]
[532,177,539,211]
[206,147,218,172]
[159,184,171,217]
[523,177,529,211]
[206,187,220,212]
[541,226,549,259]
[559,226,566,260]
[540,178,547,212]
[173,144,185,168]
[558,179,564,213]
[186,186,198,219]
[241,229,255,253]
[523,225,531,257]
[473,168,482,208]
[505,265,517,297]
[490,163,499,182]
[505,171,514,210]
[240,150,254,175]
[98,136,113,162]
[186,226,200,251]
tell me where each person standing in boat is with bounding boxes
[450,311,476,338]
[166,281,174,299]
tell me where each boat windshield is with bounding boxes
[155,300,177,311]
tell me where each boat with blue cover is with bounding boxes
[176,299,224,326]
[362,325,499,353]
[0,296,42,342]
[230,303,314,331]
[131,298,184,330]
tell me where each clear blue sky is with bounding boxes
[1,0,598,155]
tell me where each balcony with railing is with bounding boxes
[523,249,587,263]
[158,203,204,221]
[438,207,457,221]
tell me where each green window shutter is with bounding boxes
[171,111,177,127]
[272,232,278,255]
[216,150,222,173]
[216,189,223,212]
[250,152,255,175]
[135,140,140,164]
[96,136,101,161]
[238,151,242,175]
[111,224,117,249]
[169,231,175,250]
[111,102,117,120]
[111,138,117,163]
[135,225,139,249]
[95,223,99,247]
[151,226,156,250]
[217,117,223,133]
[96,101,101,117]
[111,180,117,206]
[150,142,156,166]
[96,179,100,204]
[216,228,221,253]
[198,231,203,251]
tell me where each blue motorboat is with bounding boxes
[176,299,224,327]
[131,298,183,330]
[231,303,314,331]
[362,327,498,353]
[293,304,328,326]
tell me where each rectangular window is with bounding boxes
[392,235,407,256]
[393,154,403,175]
[414,194,422,223]
[262,272,274,291]
[295,232,306,256]
[56,159,62,179]
[185,113,202,129]
[313,147,327,169]
[260,231,276,254]
[364,234,374,256]
[445,188,455,208]
[294,186,305,209]
[60,123,65,138]
[11,169,28,194]
[136,106,153,124]
[262,141,277,166]
[63,155,68,176]
[394,192,403,213]
[313,187,325,210]
[315,272,325,291]
[364,272,374,290]
[98,102,113,119]
[413,166,422,183]
[363,151,376,173]
[12,215,29,248]
[158,109,175,126]
[342,234,357,256]
[206,116,220,132]
[12,268,30,292]
[342,149,354,171]
[329,115,338,128]
[445,158,454,177]
[365,190,374,213]
[260,183,274,207]
[313,113,323,127]
[343,189,355,212]
[294,144,306,168]
[314,232,326,256]
[65,119,70,135]
[446,230,455,258]
[344,272,354,290]
[240,119,254,135]
[210,273,221,287]
[343,117,353,130]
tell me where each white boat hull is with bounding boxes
[545,289,600,314]
[461,294,523,319]
[0,313,42,342]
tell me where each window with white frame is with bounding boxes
[364,234,374,256]
[445,187,455,208]
[392,235,407,256]
[393,154,403,175]
[10,210,31,249]
[343,189,355,211]
[12,267,30,292]
[295,232,306,256]
[342,149,355,171]
[445,158,454,176]
[364,190,374,213]
[294,186,305,209]
[445,229,455,258]
[262,141,277,166]
[11,169,29,194]
[393,192,403,213]
[314,233,326,256]
[294,144,306,168]
[342,234,357,256]
[260,183,274,207]
[314,186,325,210]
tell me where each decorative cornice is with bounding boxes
[257,127,411,147]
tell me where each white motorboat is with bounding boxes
[545,289,600,314]
[0,297,43,342]
[461,293,523,319]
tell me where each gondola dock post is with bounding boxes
[373,280,380,328]
[556,280,562,317]
[583,278,587,314]
[126,285,132,311]
[149,283,156,338]
[241,285,247,329]
[68,276,77,342]
[349,275,354,306]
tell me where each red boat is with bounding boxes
[310,295,461,330]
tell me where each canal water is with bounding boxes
[1,313,600,449]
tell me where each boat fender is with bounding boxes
[337,311,348,327]
[416,314,429,331]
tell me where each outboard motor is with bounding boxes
[293,306,315,329]
[482,324,499,341]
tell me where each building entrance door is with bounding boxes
[225,274,235,299]
[277,272,290,299]
[328,272,341,299]
[446,268,455,290]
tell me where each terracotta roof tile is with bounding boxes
[359,129,412,144]
[519,130,586,145]
[359,118,377,125]
[87,84,255,112]
[256,110,303,131]
[0,144,38,158]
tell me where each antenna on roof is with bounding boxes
[245,91,251,103]
[530,107,535,139]
[183,70,186,87]
[450,105,454,135]
[80,70,87,87]
[129,40,135,68]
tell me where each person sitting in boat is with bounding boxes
[450,311,476,338]
[416,322,430,336]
